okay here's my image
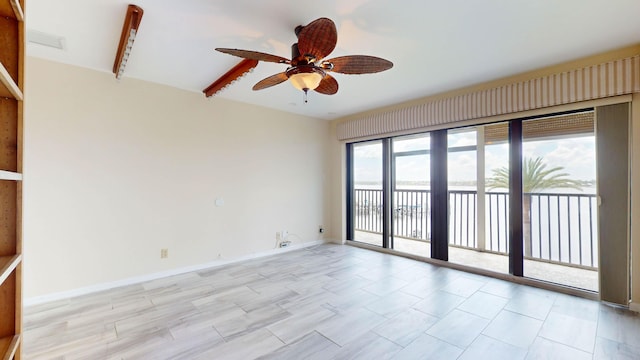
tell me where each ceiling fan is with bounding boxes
[215,17,393,102]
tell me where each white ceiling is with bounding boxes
[27,0,640,120]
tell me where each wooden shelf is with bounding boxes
[0,334,20,360]
[0,1,23,358]
[0,171,21,181]
[0,0,23,21]
[0,62,22,101]
[0,255,21,288]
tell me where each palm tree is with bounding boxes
[486,157,583,256]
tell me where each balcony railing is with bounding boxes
[354,188,598,269]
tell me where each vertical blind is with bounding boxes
[337,55,640,141]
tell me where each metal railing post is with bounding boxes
[476,127,486,251]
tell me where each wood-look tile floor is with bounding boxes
[24,244,640,359]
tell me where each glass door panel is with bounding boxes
[447,128,480,267]
[446,127,510,272]
[392,134,430,257]
[521,112,598,291]
[482,123,511,273]
[352,140,384,246]
[448,128,478,251]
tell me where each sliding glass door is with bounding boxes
[446,127,512,273]
[482,123,511,273]
[521,112,598,291]
[392,134,431,257]
[351,140,384,247]
[347,109,603,293]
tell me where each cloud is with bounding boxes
[525,136,596,180]
[394,136,430,152]
[353,134,596,185]
[449,130,477,147]
[354,142,382,159]
[396,156,430,182]
[485,143,509,173]
[448,152,477,181]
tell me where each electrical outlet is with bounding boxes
[282,230,288,239]
[160,248,168,259]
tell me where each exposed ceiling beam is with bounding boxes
[113,4,143,79]
[203,59,259,97]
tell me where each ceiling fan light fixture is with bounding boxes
[286,66,325,91]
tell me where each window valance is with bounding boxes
[337,55,640,141]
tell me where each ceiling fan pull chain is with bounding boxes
[303,89,309,103]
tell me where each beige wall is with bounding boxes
[23,58,331,298]
[328,121,346,245]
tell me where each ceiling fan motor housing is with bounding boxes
[291,43,317,65]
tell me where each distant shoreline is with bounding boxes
[355,182,597,194]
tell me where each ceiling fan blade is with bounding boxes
[297,18,337,61]
[252,72,289,90]
[314,74,338,95]
[325,55,393,74]
[216,48,290,64]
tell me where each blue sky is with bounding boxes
[353,128,596,189]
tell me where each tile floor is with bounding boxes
[23,244,640,359]
[355,231,599,291]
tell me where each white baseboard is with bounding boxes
[25,240,326,307]
[630,301,640,313]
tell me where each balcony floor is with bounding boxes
[354,231,598,292]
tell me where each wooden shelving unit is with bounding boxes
[0,335,20,360]
[0,62,23,101]
[0,255,21,285]
[0,0,24,359]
